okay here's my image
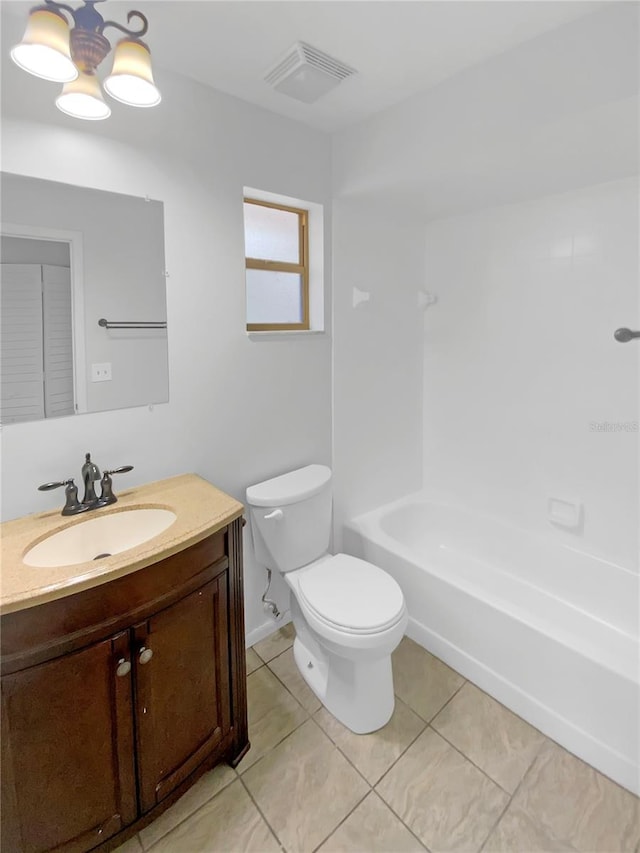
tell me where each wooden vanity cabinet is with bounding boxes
[1,630,137,853]
[133,574,231,814]
[0,518,248,853]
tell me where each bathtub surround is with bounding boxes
[330,4,638,545]
[423,177,639,570]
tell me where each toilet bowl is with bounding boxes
[246,465,407,733]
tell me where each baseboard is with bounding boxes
[245,613,292,649]
[406,617,640,796]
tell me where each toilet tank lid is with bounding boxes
[246,464,332,507]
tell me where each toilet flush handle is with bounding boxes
[264,509,284,521]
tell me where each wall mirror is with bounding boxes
[0,172,169,425]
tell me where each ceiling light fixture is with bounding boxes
[11,0,161,121]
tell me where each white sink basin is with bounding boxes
[23,508,177,568]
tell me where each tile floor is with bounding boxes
[118,627,640,853]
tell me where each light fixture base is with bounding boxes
[70,28,110,71]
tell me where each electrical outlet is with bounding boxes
[91,362,112,382]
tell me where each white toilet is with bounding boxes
[246,464,407,734]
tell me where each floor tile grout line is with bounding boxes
[242,712,372,853]
[252,630,295,665]
[476,788,513,853]
[257,644,293,665]
[371,714,430,790]
[309,699,425,777]
[354,672,468,793]
[394,672,468,728]
[305,714,380,791]
[238,712,311,777]
[291,713,431,853]
[138,770,239,852]
[424,676,468,725]
[238,772,289,853]
[483,739,586,853]
[367,789,433,853]
[428,725,515,798]
[308,697,432,793]
[477,736,551,853]
[309,783,371,853]
[264,648,323,717]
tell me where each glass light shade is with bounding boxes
[11,8,78,83]
[104,39,161,107]
[56,71,111,120]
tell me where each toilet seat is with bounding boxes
[297,554,405,635]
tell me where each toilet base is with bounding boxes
[292,634,395,734]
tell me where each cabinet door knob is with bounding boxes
[139,646,153,665]
[116,658,131,677]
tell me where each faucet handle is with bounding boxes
[103,466,134,476]
[98,465,134,506]
[38,479,74,491]
[38,478,87,516]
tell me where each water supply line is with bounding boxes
[262,568,283,620]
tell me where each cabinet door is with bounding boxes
[1,631,136,853]
[134,574,231,813]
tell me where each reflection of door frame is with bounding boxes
[1,223,87,415]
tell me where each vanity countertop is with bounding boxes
[0,474,244,615]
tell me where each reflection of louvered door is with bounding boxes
[0,264,45,423]
[42,264,74,418]
[0,263,74,423]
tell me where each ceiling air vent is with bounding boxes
[264,41,357,104]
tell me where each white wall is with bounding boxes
[333,4,638,220]
[0,24,332,644]
[423,178,639,569]
[331,199,424,546]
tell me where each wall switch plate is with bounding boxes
[91,362,112,382]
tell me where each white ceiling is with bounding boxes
[3,0,604,133]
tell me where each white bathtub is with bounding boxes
[344,495,640,795]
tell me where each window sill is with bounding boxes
[247,330,327,341]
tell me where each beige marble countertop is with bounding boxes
[0,474,244,615]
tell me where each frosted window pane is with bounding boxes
[244,203,300,263]
[246,269,302,324]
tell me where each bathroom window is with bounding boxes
[244,198,310,331]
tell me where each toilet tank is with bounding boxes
[246,465,332,573]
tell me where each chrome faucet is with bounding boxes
[38,453,134,516]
